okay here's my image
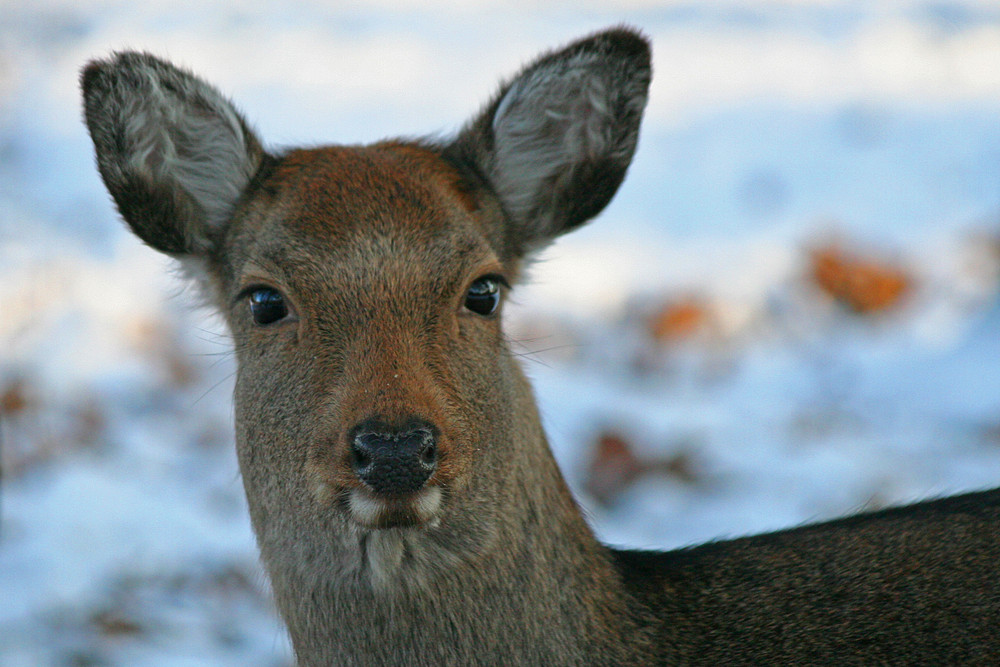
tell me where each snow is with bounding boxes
[2,2,1000,663]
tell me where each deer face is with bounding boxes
[218,144,517,531]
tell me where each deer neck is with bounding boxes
[255,373,642,664]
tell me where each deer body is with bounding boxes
[82,29,1000,665]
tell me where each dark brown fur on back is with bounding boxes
[618,488,1000,664]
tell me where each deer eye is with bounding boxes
[248,287,290,326]
[464,275,504,316]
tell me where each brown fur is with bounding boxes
[82,28,1000,665]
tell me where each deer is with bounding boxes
[81,27,1000,665]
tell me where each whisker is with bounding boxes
[191,369,237,407]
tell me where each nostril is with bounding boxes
[351,443,372,471]
[419,442,437,467]
[412,427,438,469]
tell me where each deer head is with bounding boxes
[82,30,651,596]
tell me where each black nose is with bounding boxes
[350,420,439,495]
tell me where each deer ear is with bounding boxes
[82,52,265,257]
[449,28,651,256]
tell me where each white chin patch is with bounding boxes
[348,486,443,528]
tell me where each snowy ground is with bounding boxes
[2,1,1000,664]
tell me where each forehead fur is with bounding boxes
[268,143,475,235]
[223,142,498,288]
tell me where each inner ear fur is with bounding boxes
[82,51,265,256]
[446,28,651,257]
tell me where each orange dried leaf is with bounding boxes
[810,245,910,314]
[648,298,710,342]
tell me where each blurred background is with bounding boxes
[2,1,1000,664]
